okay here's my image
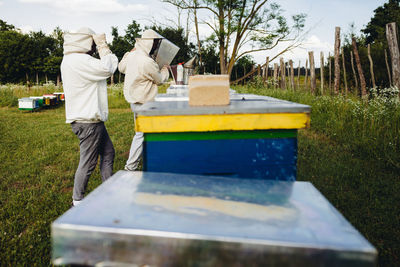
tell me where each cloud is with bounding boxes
[250,35,334,67]
[302,35,333,52]
[18,25,34,34]
[18,0,147,14]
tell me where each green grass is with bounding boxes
[0,83,399,266]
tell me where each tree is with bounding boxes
[0,19,15,31]
[0,29,33,83]
[109,26,131,60]
[362,0,400,44]
[163,0,306,76]
[30,31,56,84]
[200,36,220,74]
[47,27,64,85]
[124,20,142,47]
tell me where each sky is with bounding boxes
[0,0,389,67]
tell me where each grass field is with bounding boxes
[0,83,399,266]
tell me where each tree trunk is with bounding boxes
[257,65,261,77]
[36,72,39,85]
[235,67,238,80]
[385,49,392,87]
[304,59,308,89]
[367,44,376,88]
[57,75,60,87]
[264,56,269,83]
[341,47,348,95]
[218,6,227,75]
[193,5,204,73]
[334,27,341,94]
[26,73,30,87]
[352,37,367,97]
[350,51,359,90]
[280,57,286,89]
[45,74,48,84]
[273,63,278,89]
[320,52,324,94]
[386,22,400,91]
[289,60,295,90]
[111,73,114,85]
[309,51,316,94]
[119,71,121,83]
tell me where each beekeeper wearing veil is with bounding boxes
[119,29,178,171]
[61,27,118,206]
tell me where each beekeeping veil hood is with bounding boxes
[63,27,96,55]
[135,29,179,69]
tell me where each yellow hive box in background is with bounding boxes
[188,75,230,106]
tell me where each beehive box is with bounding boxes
[52,171,377,266]
[18,98,39,110]
[43,94,57,106]
[53,92,65,101]
[135,95,310,180]
[30,96,44,107]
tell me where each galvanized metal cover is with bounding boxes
[52,171,376,266]
[137,94,310,116]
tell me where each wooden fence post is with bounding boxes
[273,63,278,89]
[352,37,367,97]
[297,60,301,90]
[386,22,400,91]
[350,51,358,90]
[367,44,376,88]
[280,57,286,89]
[385,49,392,87]
[264,56,269,83]
[341,47,348,94]
[334,27,341,95]
[285,63,290,89]
[320,52,324,94]
[304,59,308,89]
[289,60,295,90]
[309,51,316,94]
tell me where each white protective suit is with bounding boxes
[118,29,170,171]
[118,29,169,104]
[61,27,118,205]
[62,27,118,123]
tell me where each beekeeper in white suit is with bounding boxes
[61,27,118,206]
[118,29,171,171]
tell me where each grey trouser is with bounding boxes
[71,122,115,201]
[125,103,143,171]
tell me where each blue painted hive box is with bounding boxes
[135,92,311,181]
[51,171,377,266]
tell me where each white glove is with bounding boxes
[160,65,170,82]
[92,33,111,58]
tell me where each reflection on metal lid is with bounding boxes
[52,171,377,266]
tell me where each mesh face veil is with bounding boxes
[149,38,163,61]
